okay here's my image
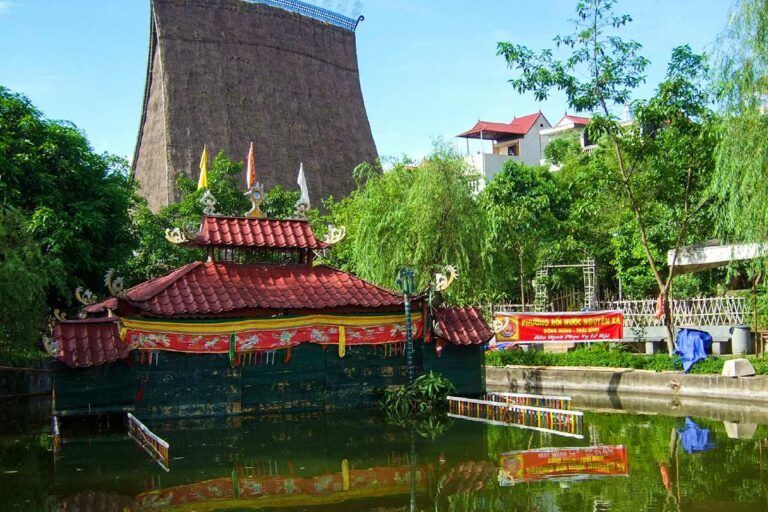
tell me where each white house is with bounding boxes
[457,112,551,190]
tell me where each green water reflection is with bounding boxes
[1,407,767,511]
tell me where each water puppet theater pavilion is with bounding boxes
[46,173,492,420]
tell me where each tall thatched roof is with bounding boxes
[132,0,378,211]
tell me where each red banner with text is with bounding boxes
[494,311,623,343]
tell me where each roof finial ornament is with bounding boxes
[295,162,310,219]
[197,145,218,215]
[201,190,218,216]
[434,265,458,292]
[324,225,346,245]
[104,269,127,298]
[75,287,96,306]
[165,227,189,244]
[244,142,264,218]
[42,334,59,357]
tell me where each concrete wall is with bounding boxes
[486,365,768,404]
[517,113,551,166]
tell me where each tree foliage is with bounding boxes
[479,161,569,304]
[712,0,768,243]
[324,146,486,303]
[498,2,717,350]
[0,86,137,352]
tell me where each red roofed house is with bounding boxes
[457,112,551,189]
[49,207,493,419]
[539,114,596,167]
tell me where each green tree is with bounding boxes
[0,207,53,359]
[711,0,768,243]
[0,86,137,353]
[543,133,582,167]
[479,161,569,306]
[498,2,715,351]
[324,146,486,303]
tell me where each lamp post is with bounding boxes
[396,267,416,385]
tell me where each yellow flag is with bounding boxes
[197,145,209,190]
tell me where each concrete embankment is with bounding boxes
[486,365,768,405]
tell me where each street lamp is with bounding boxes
[396,267,416,385]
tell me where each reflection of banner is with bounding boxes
[121,314,423,353]
[499,445,628,485]
[137,466,427,510]
[494,311,623,343]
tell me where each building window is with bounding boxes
[507,145,519,156]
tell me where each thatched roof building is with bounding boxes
[132,0,378,211]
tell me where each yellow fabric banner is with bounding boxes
[197,145,209,190]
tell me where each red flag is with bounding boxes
[246,142,256,188]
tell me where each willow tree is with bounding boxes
[325,148,486,303]
[712,0,768,243]
[497,0,715,353]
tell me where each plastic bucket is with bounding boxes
[731,325,753,355]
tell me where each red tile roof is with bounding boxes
[119,261,404,316]
[187,216,328,249]
[83,297,117,314]
[434,307,494,345]
[457,113,543,140]
[557,114,591,126]
[54,318,131,368]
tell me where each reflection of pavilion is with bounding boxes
[136,465,429,510]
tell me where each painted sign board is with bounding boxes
[499,445,628,486]
[494,311,623,343]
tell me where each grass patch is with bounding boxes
[485,344,768,375]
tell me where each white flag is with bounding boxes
[297,162,310,207]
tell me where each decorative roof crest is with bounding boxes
[165,227,188,244]
[42,334,58,357]
[75,287,96,306]
[434,265,458,292]
[104,269,127,298]
[324,225,346,245]
[244,183,265,218]
[200,190,218,216]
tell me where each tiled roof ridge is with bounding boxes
[126,261,204,302]
[314,264,402,296]
[192,215,329,249]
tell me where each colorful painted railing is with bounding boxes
[485,392,572,410]
[127,413,170,471]
[447,396,584,439]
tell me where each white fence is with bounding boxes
[484,296,748,328]
[602,296,748,328]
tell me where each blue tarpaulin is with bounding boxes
[674,328,712,373]
[678,417,715,454]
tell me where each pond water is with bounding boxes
[1,397,767,511]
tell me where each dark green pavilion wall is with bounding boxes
[54,341,484,419]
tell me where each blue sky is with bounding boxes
[0,0,732,162]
